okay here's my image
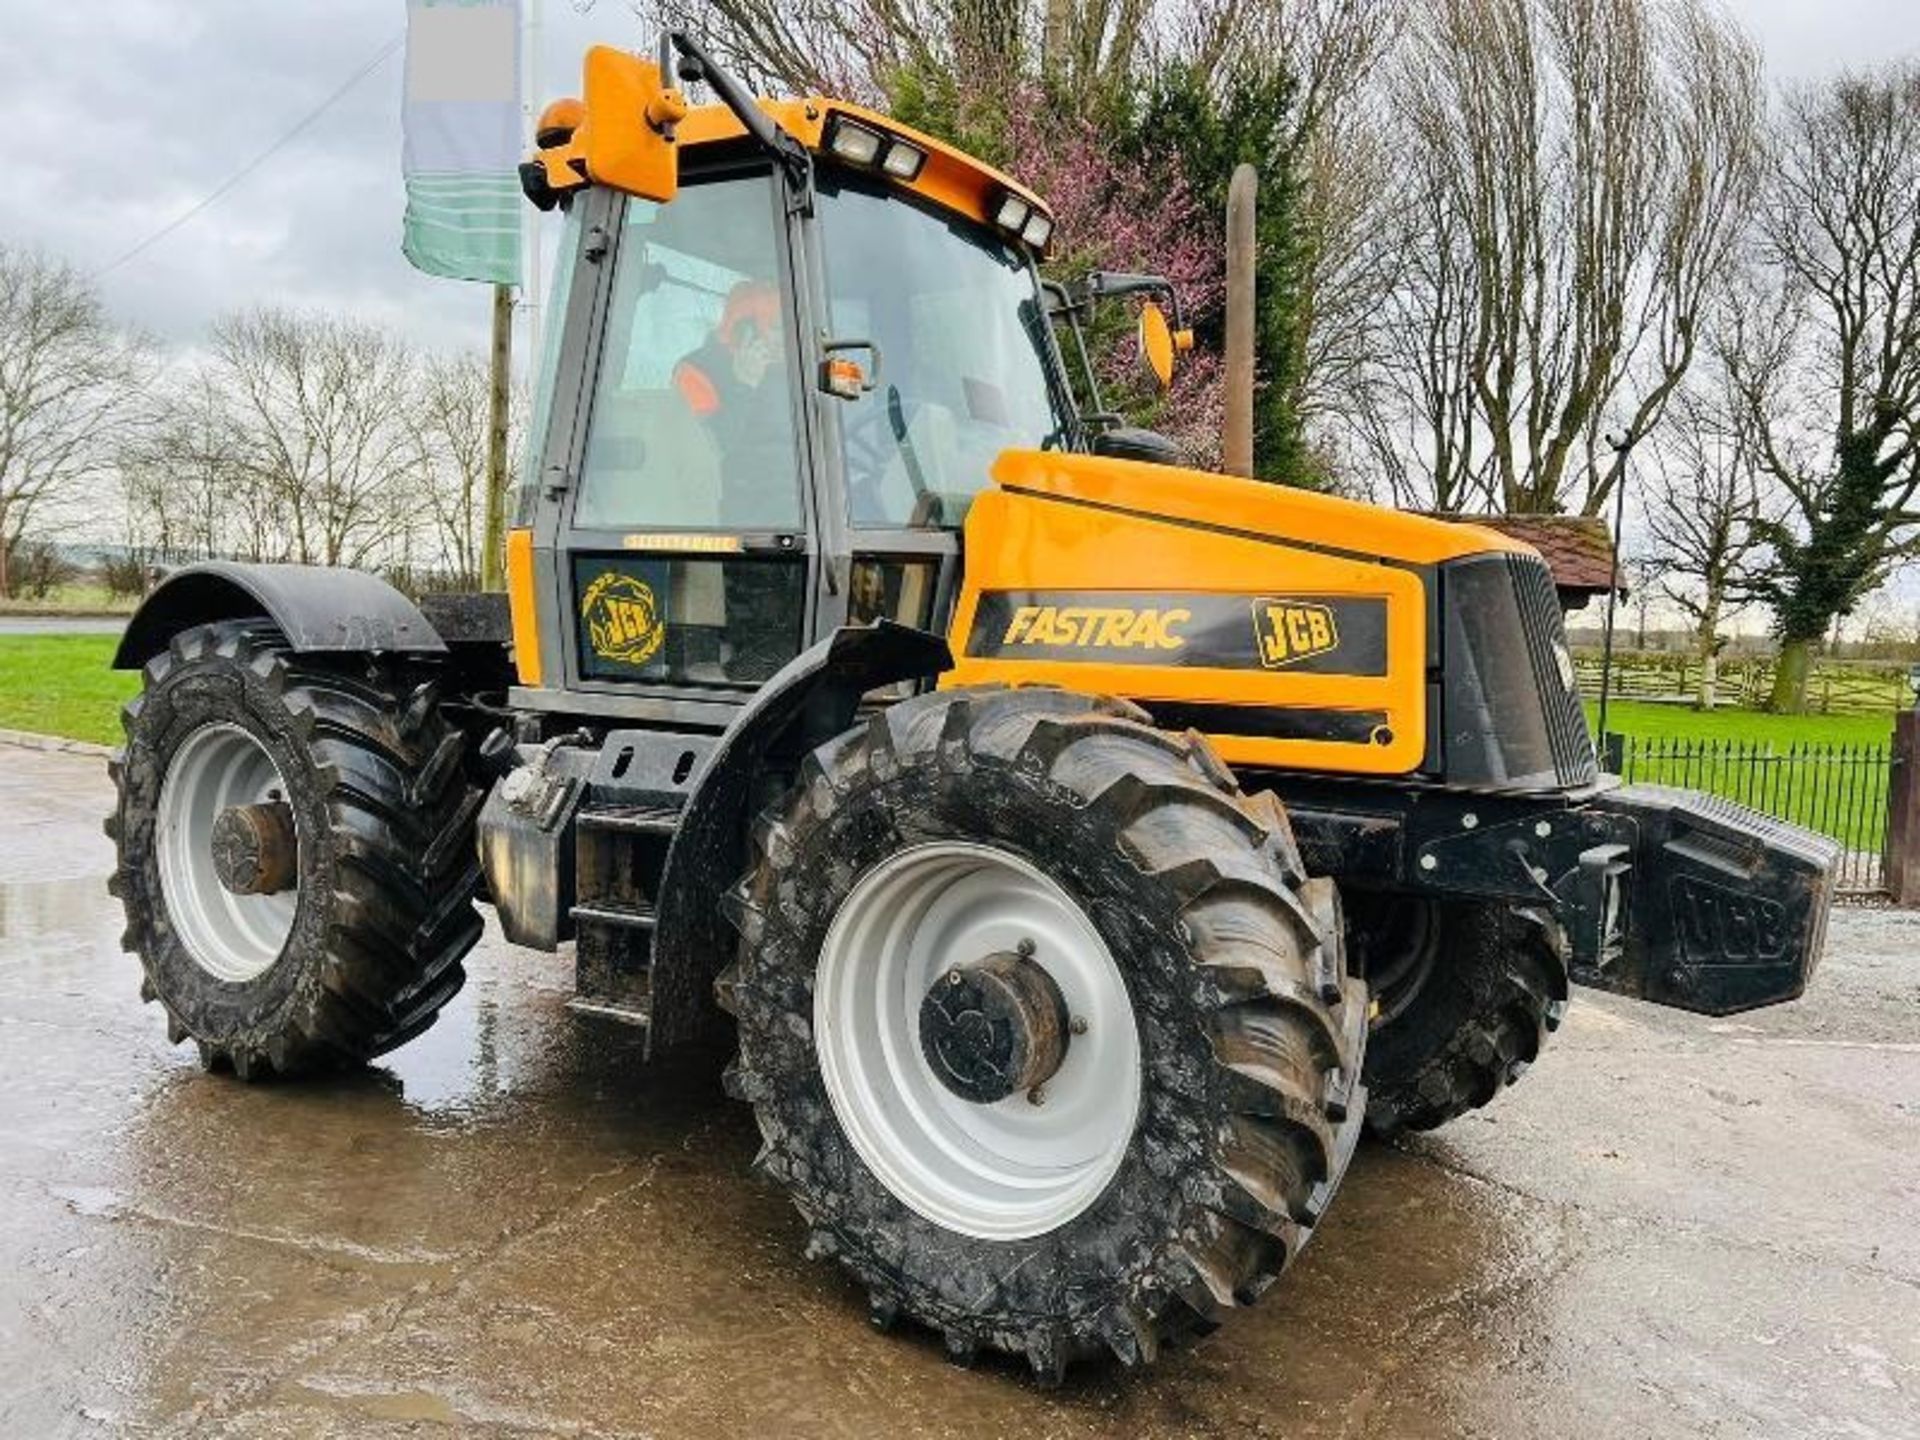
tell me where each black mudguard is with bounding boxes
[1574,784,1840,1015]
[647,621,952,1055]
[113,562,448,668]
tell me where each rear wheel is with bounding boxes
[107,621,484,1078]
[719,687,1367,1379]
[1350,897,1567,1136]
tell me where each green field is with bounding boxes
[1585,698,1897,747]
[0,635,138,747]
[0,583,137,617]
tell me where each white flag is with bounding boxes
[402,0,522,285]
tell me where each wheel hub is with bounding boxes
[210,801,298,896]
[814,841,1142,1241]
[156,722,299,983]
[918,951,1070,1104]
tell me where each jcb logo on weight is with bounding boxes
[1254,600,1339,668]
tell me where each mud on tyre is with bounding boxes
[718,687,1369,1379]
[106,620,483,1078]
[1350,896,1568,1136]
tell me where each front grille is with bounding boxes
[1506,555,1597,786]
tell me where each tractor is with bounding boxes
[106,33,1839,1381]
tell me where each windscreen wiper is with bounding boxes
[660,31,814,213]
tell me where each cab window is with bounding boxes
[574,172,803,533]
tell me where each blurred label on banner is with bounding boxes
[402,0,521,284]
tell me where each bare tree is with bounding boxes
[1644,389,1769,707]
[1727,64,1920,712]
[0,246,145,596]
[120,371,265,564]
[637,0,1235,114]
[207,310,424,570]
[1344,0,1761,516]
[408,352,518,589]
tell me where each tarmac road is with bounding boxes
[0,616,126,635]
[1,742,1916,1439]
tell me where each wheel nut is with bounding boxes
[1016,937,1036,958]
[946,969,964,987]
[1070,1016,1088,1036]
[1027,1084,1047,1106]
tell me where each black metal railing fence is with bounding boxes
[1601,732,1893,896]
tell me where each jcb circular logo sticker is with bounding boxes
[581,571,665,666]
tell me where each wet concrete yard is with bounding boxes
[2,744,1916,1438]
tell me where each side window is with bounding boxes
[573,174,802,533]
[512,206,582,527]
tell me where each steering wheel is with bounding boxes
[843,385,935,527]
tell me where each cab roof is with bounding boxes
[677,98,1051,239]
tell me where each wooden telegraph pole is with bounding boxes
[1223,163,1257,479]
[483,282,513,591]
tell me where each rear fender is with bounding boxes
[648,621,952,1055]
[113,562,447,668]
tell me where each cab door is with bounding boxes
[554,162,821,704]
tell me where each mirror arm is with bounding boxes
[664,30,815,213]
[1077,271,1185,331]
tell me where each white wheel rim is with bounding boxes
[814,841,1142,1241]
[156,722,297,983]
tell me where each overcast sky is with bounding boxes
[2,0,1913,369]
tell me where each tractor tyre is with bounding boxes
[106,620,483,1079]
[1350,897,1568,1136]
[718,686,1368,1380]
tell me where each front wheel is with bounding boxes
[1350,896,1568,1135]
[718,687,1368,1379]
[107,621,484,1078]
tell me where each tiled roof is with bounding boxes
[1423,513,1622,595]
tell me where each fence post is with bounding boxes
[1886,711,1920,906]
[1602,731,1626,776]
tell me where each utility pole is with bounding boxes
[483,283,514,590]
[1223,164,1257,479]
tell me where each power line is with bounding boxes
[93,32,404,281]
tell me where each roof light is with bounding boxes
[1021,212,1054,250]
[827,118,884,166]
[993,192,1031,232]
[880,141,926,180]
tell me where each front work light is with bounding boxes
[880,141,926,180]
[826,118,885,166]
[1021,212,1054,249]
[994,193,1031,232]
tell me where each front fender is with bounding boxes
[113,562,447,668]
[648,621,952,1055]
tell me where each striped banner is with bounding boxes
[401,0,522,285]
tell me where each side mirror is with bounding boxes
[819,338,882,400]
[580,46,687,203]
[1138,301,1193,389]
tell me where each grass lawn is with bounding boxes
[1585,698,1899,747]
[0,635,138,747]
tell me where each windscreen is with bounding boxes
[816,176,1067,530]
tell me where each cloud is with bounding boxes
[0,0,1906,368]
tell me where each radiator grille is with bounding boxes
[1506,555,1598,786]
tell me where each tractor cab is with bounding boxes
[506,46,1080,720]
